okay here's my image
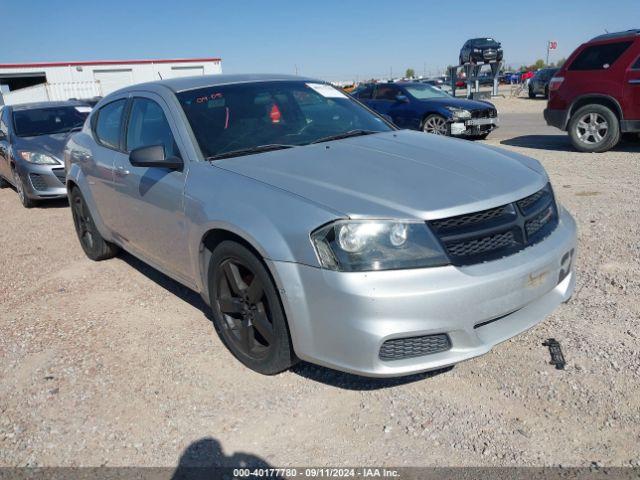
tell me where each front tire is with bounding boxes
[69,187,119,260]
[208,241,297,375]
[13,169,35,208]
[528,85,536,99]
[568,105,620,153]
[422,114,449,136]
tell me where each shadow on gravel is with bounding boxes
[501,134,640,153]
[37,198,69,209]
[118,251,212,319]
[291,362,454,390]
[172,437,278,480]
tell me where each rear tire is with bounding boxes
[568,104,620,153]
[69,187,119,260]
[208,241,297,375]
[544,86,549,98]
[13,169,35,208]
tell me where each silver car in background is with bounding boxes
[64,74,577,377]
[0,101,91,207]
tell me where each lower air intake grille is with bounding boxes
[52,168,66,185]
[379,334,451,361]
[29,173,48,191]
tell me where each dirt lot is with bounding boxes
[1,97,639,469]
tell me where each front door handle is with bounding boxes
[629,79,640,85]
[115,165,130,177]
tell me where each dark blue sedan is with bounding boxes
[351,82,499,139]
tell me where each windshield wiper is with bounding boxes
[207,144,295,161]
[48,125,84,135]
[310,129,378,144]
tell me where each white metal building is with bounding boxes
[0,57,222,105]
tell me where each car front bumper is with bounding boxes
[15,162,67,199]
[269,207,577,377]
[450,116,499,137]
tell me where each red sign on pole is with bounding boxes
[549,41,558,50]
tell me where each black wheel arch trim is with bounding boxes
[566,94,624,129]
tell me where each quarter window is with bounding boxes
[632,56,640,69]
[126,98,179,158]
[568,41,633,71]
[94,99,126,149]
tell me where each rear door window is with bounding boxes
[568,41,633,71]
[373,85,401,101]
[94,99,126,150]
[126,97,180,158]
[354,85,374,99]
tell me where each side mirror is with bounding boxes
[129,144,182,170]
[381,114,394,125]
[396,94,409,103]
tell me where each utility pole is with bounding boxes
[546,42,550,67]
[294,64,299,76]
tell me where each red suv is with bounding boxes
[544,29,640,153]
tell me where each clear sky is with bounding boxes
[3,0,639,80]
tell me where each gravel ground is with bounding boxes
[1,98,639,469]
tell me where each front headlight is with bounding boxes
[19,151,60,165]
[311,220,449,272]
[446,107,471,120]
[473,48,482,53]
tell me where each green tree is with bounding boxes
[405,68,415,78]
[532,59,546,70]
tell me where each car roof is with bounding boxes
[589,29,639,42]
[10,100,89,111]
[119,73,322,94]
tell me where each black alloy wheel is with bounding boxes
[70,187,119,260]
[13,169,35,208]
[209,241,296,375]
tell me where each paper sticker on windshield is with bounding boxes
[306,83,347,98]
[75,106,92,113]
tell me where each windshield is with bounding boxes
[176,81,393,158]
[472,38,500,47]
[403,83,450,100]
[13,106,90,137]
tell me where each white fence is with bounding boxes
[1,81,102,105]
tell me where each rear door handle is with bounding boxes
[115,165,130,176]
[629,79,640,84]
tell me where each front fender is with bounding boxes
[184,162,339,294]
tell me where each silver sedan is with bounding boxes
[65,74,577,377]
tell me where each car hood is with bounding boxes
[420,97,495,111]
[12,132,72,162]
[215,130,548,220]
